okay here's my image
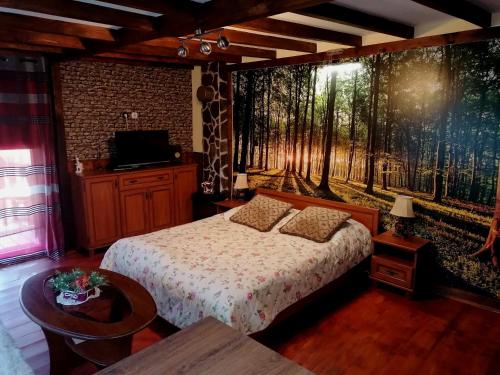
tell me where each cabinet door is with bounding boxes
[149,186,174,232]
[84,177,121,247]
[120,189,149,237]
[173,166,197,225]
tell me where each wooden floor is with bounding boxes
[0,251,499,375]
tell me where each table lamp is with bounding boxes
[390,195,415,237]
[233,173,249,200]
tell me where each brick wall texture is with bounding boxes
[58,60,192,160]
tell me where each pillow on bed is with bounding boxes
[230,194,292,232]
[279,206,351,242]
[223,205,244,221]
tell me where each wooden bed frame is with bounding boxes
[250,188,380,338]
[256,188,380,236]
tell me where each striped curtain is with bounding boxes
[0,55,64,261]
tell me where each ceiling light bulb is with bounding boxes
[199,40,212,55]
[177,43,189,58]
[216,34,230,50]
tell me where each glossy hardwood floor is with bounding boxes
[0,251,498,375]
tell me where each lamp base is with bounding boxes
[393,217,414,238]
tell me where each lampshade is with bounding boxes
[390,195,415,218]
[234,173,249,190]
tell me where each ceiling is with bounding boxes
[0,0,498,65]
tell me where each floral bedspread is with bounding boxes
[100,212,372,334]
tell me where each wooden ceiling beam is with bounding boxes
[411,0,491,28]
[116,44,243,64]
[0,29,84,49]
[95,0,200,15]
[144,38,276,59]
[115,0,332,47]
[202,29,317,53]
[0,0,155,31]
[228,26,500,71]
[0,13,115,41]
[296,4,414,39]
[233,18,361,46]
[0,42,63,54]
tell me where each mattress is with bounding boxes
[100,211,372,334]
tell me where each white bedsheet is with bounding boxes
[101,212,372,334]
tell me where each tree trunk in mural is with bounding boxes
[232,71,241,170]
[299,65,312,177]
[433,45,452,203]
[346,70,358,183]
[306,66,318,182]
[285,76,293,172]
[364,58,376,184]
[265,71,272,171]
[473,163,500,267]
[292,67,303,173]
[365,54,382,195]
[319,72,337,191]
[239,71,254,172]
[382,54,394,190]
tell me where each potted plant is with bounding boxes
[49,268,107,306]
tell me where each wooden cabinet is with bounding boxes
[370,231,430,295]
[173,166,198,225]
[72,165,197,254]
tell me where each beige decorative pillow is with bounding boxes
[230,195,292,232]
[279,206,351,242]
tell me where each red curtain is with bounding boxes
[0,55,64,261]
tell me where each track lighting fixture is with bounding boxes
[199,40,212,55]
[176,28,230,58]
[216,33,230,50]
[177,42,189,58]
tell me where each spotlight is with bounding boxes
[177,42,189,58]
[216,33,230,50]
[199,40,212,55]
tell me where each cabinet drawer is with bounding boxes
[119,171,172,191]
[371,255,414,289]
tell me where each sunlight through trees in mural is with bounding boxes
[232,40,500,299]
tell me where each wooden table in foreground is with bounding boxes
[97,317,313,375]
[20,267,156,375]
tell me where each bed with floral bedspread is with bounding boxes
[100,210,372,334]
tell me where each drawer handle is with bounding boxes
[384,269,398,277]
[129,179,138,184]
[157,176,165,180]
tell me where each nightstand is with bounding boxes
[213,199,246,214]
[371,231,430,295]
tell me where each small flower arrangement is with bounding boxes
[49,268,107,306]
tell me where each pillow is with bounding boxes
[271,208,300,232]
[223,205,244,221]
[230,195,292,232]
[279,206,351,242]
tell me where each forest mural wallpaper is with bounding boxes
[232,39,500,299]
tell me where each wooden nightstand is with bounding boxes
[213,199,246,214]
[371,231,430,295]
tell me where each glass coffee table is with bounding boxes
[20,267,156,375]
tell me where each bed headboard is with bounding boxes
[256,188,380,236]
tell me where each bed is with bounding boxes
[101,188,379,335]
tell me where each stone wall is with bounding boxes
[58,60,192,160]
[201,62,229,193]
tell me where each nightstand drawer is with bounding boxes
[371,255,414,289]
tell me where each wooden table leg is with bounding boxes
[42,329,79,375]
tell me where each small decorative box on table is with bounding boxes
[370,231,430,295]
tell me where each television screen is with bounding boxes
[114,130,170,168]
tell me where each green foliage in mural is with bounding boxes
[232,40,500,299]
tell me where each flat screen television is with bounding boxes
[113,130,170,169]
